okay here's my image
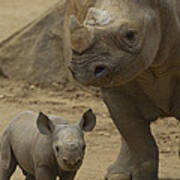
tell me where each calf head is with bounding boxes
[67,0,179,87]
[37,109,96,171]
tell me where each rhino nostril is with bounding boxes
[94,66,106,78]
[63,157,68,165]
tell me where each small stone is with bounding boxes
[29,85,35,90]
[52,82,58,87]
[103,132,111,137]
[160,147,171,154]
[0,94,5,99]
[98,131,110,137]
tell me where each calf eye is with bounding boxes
[55,146,59,153]
[82,144,86,151]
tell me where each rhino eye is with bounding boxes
[125,30,136,42]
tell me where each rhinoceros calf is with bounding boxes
[65,0,180,179]
[0,109,96,180]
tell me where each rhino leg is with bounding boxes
[105,119,158,180]
[102,89,159,180]
[105,138,132,180]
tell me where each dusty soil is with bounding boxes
[0,0,180,180]
[0,79,180,180]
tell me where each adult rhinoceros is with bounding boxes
[63,0,180,179]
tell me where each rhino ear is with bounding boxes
[37,112,55,135]
[79,109,96,132]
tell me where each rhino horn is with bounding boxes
[84,7,112,27]
[69,15,82,33]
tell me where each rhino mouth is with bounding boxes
[69,62,112,87]
[94,65,107,78]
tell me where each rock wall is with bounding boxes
[0,1,68,85]
[0,0,97,88]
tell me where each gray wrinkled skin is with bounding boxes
[67,0,180,179]
[0,110,96,180]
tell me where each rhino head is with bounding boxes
[67,0,179,87]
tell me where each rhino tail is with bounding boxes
[0,130,12,169]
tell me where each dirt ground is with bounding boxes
[0,1,180,180]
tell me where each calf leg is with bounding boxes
[22,170,35,180]
[35,167,56,180]
[24,175,35,180]
[0,154,17,180]
[60,171,77,180]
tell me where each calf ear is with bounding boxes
[37,112,55,135]
[79,109,96,132]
